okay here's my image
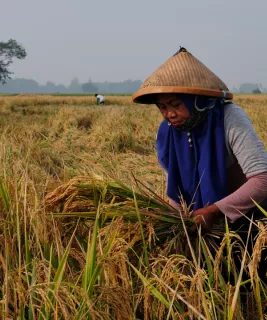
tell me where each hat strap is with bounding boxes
[194,95,216,112]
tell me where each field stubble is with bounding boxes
[0,94,266,319]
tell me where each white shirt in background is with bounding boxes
[96,95,105,103]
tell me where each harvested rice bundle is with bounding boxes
[44,175,195,250]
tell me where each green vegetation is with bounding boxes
[0,94,266,319]
[0,39,27,84]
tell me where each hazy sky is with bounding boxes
[1,0,267,88]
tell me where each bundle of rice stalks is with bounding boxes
[45,174,194,251]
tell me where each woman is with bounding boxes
[132,47,267,277]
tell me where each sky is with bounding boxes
[1,0,267,89]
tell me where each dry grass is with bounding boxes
[0,94,266,319]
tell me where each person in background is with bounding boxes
[95,93,105,105]
[132,47,267,280]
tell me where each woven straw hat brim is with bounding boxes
[132,86,233,104]
[132,48,233,104]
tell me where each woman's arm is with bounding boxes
[192,172,267,230]
[215,171,267,222]
[216,104,267,222]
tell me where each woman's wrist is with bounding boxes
[208,204,221,215]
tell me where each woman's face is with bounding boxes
[156,94,190,128]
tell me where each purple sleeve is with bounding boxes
[215,171,267,222]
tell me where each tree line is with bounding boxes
[0,77,142,94]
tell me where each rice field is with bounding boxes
[0,94,266,319]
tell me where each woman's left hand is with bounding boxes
[190,204,222,234]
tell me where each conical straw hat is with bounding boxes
[132,47,233,104]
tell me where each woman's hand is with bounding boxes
[190,204,222,234]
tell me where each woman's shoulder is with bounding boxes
[224,102,253,130]
[224,102,248,117]
[223,102,267,177]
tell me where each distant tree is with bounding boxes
[252,87,262,94]
[81,79,98,93]
[239,83,264,94]
[68,77,82,93]
[94,79,142,94]
[55,84,68,93]
[0,39,27,84]
[0,78,39,93]
[43,81,57,93]
[231,86,239,93]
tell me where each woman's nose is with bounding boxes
[167,107,176,118]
